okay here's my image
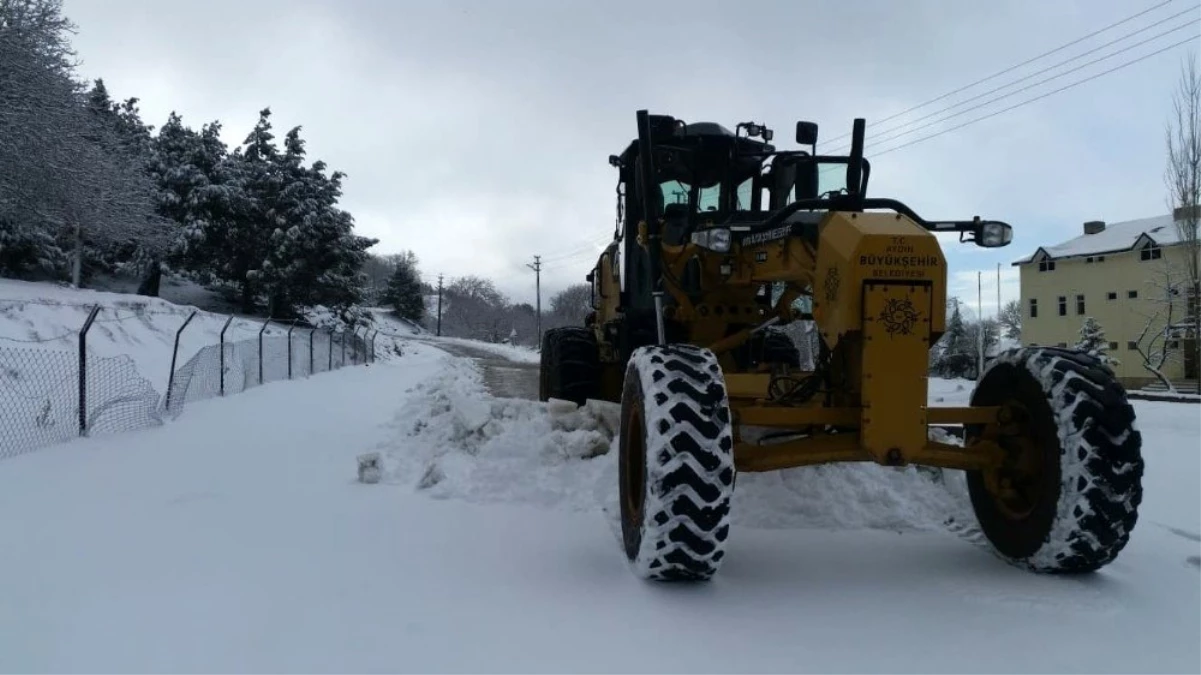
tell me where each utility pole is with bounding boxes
[527,255,542,346]
[996,262,1002,323]
[436,274,444,337]
[977,270,985,377]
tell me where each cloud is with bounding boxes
[61,0,1192,306]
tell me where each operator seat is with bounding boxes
[662,184,690,246]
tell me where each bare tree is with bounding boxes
[998,298,1022,341]
[547,283,592,326]
[1132,257,1188,391]
[1166,51,1201,382]
[440,275,512,341]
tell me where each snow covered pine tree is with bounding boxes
[1075,316,1120,367]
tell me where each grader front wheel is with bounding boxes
[965,347,1144,574]
[618,344,736,581]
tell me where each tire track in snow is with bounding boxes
[418,339,540,400]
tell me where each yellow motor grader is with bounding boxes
[539,110,1143,582]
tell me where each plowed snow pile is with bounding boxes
[378,350,976,537]
[376,355,617,511]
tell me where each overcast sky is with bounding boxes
[60,0,1199,316]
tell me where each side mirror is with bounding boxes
[971,221,1013,248]
[796,121,818,146]
[608,154,621,168]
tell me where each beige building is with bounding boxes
[1013,211,1199,389]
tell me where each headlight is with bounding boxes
[975,221,1013,248]
[690,227,732,253]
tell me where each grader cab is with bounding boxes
[539,110,1144,582]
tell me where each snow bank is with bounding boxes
[0,279,409,458]
[0,279,393,388]
[379,351,974,538]
[0,279,411,377]
[377,354,616,511]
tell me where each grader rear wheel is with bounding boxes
[964,347,1144,574]
[618,344,736,581]
[539,326,600,406]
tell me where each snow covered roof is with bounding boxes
[1012,213,1187,265]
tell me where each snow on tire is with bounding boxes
[618,344,735,581]
[965,346,1144,574]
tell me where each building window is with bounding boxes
[1039,259,1056,272]
[1076,294,1085,315]
[1085,255,1106,263]
[1128,341,1138,350]
[1029,298,1038,318]
[1108,341,1118,350]
[1140,244,1162,261]
[1058,296,1067,316]
[1168,340,1180,349]
[1128,290,1138,299]
[1056,342,1068,348]
[1107,291,1117,300]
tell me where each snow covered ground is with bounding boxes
[0,327,1197,673]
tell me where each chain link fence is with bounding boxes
[1,305,381,461]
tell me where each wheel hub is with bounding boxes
[620,404,647,557]
[984,400,1046,520]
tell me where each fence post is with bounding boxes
[258,317,271,385]
[369,329,378,364]
[219,315,234,396]
[164,309,198,412]
[78,305,101,437]
[309,327,315,376]
[341,329,346,367]
[328,328,335,371]
[287,321,297,380]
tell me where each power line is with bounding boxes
[871,34,1198,158]
[503,5,1194,290]
[825,7,1200,155]
[536,233,612,264]
[485,4,1191,290]
[820,0,1179,148]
